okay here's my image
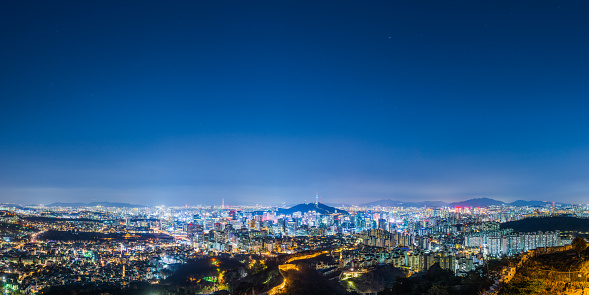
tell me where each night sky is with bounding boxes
[1,1,589,206]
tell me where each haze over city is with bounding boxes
[2,1,589,206]
[6,3,589,295]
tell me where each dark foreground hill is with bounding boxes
[498,247,589,294]
[379,263,493,295]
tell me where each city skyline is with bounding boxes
[2,1,589,206]
[0,196,571,208]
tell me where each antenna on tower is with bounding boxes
[222,198,224,209]
[316,191,319,207]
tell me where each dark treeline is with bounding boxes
[500,216,589,232]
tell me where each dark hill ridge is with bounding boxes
[278,202,348,215]
[500,216,589,232]
[361,198,560,208]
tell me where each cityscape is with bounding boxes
[2,0,589,294]
[1,198,588,294]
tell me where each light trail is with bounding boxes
[266,250,328,295]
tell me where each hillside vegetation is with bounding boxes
[500,216,589,232]
[499,246,589,295]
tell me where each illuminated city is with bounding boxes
[2,0,589,294]
[1,199,588,294]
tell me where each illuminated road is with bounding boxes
[265,250,329,295]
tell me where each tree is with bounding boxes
[427,285,449,295]
[571,237,587,258]
[501,276,545,295]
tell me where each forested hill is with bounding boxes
[500,216,589,232]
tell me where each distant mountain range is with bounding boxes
[507,200,552,207]
[277,202,349,215]
[360,197,557,208]
[46,202,146,208]
[359,200,448,208]
[449,198,505,207]
[1,199,558,209]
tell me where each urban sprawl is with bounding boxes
[0,200,582,294]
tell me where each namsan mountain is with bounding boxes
[278,202,349,215]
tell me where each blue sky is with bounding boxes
[1,1,589,205]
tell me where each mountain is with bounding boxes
[361,198,510,208]
[508,200,551,207]
[277,202,348,215]
[360,199,448,208]
[46,202,146,208]
[448,198,504,207]
[450,198,565,208]
[361,197,565,208]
